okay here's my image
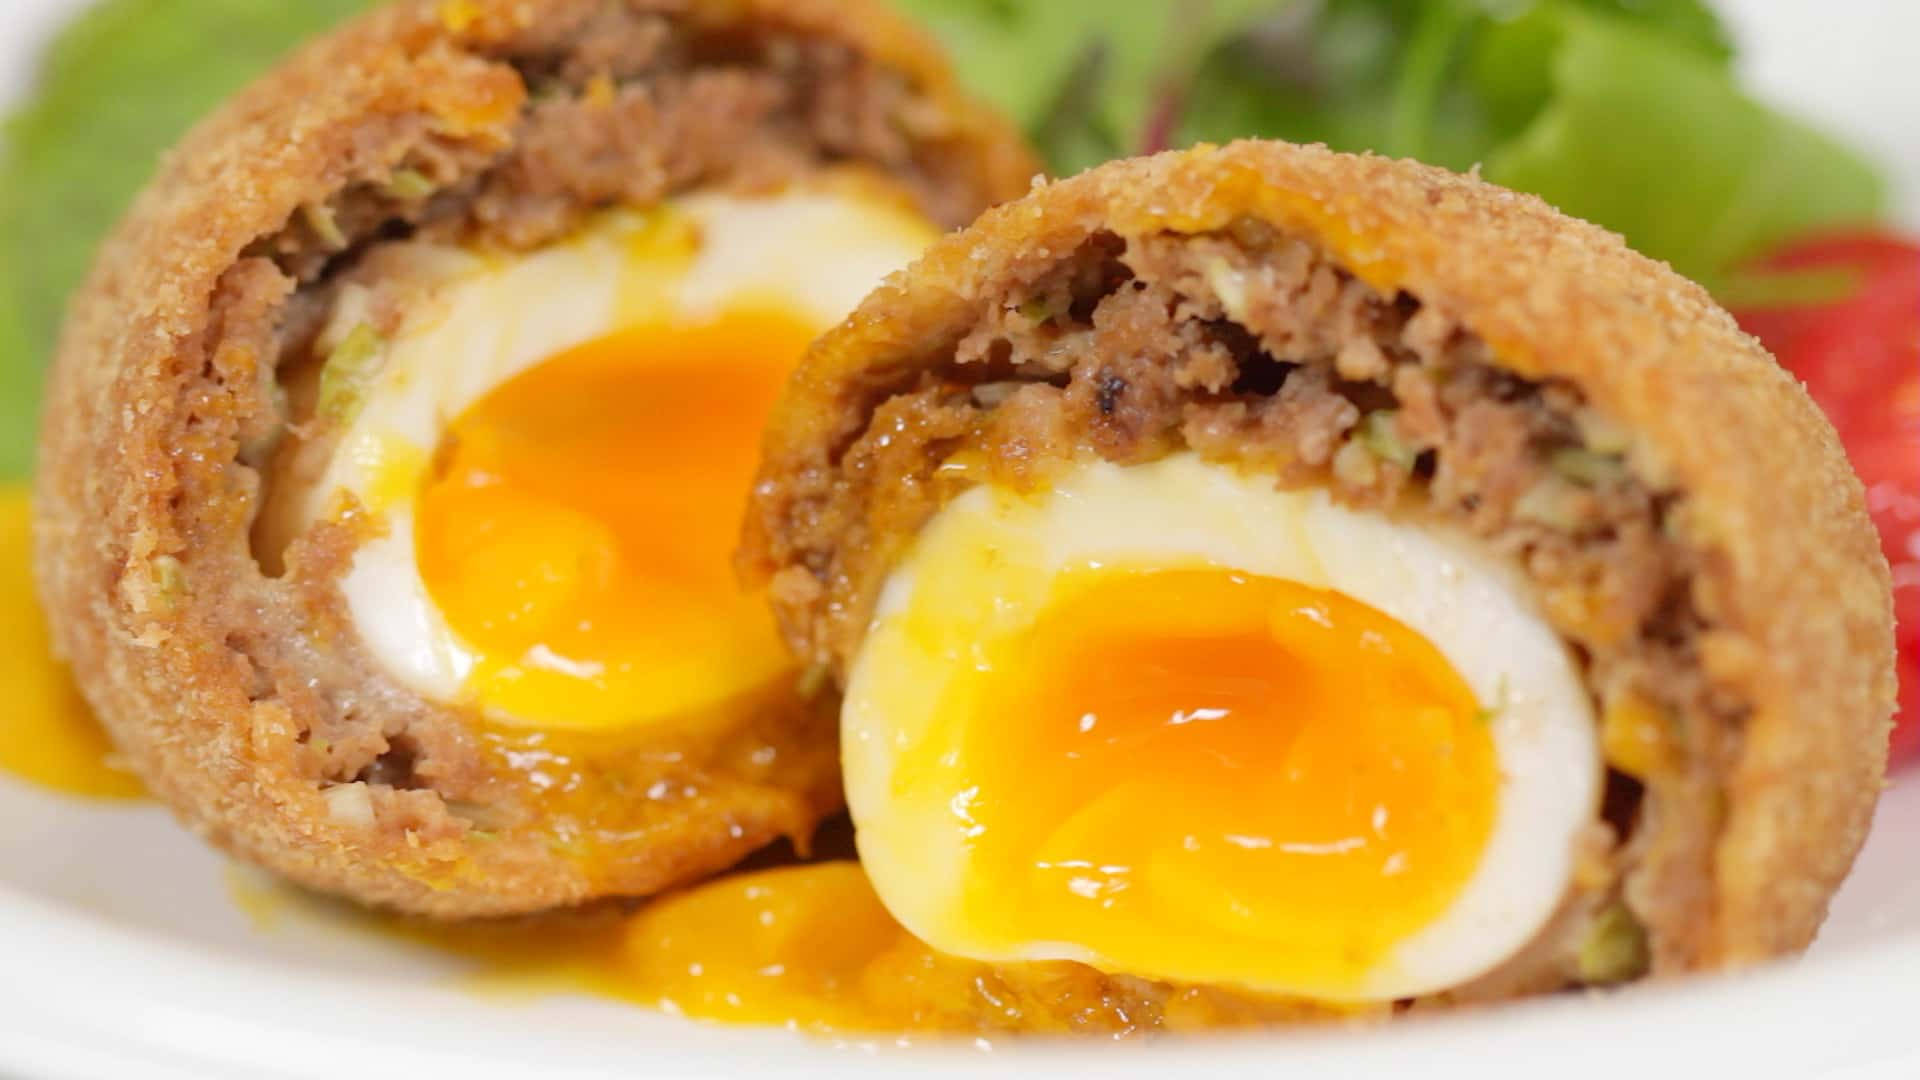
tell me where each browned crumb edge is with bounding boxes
[157,7,1007,914]
[759,218,1745,1012]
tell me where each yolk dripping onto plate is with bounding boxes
[230,858,1341,1038]
[224,860,907,1031]
[0,488,145,800]
[392,862,916,1032]
[414,309,816,730]
[944,568,1496,993]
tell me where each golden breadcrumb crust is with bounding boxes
[745,141,1895,972]
[34,0,1036,917]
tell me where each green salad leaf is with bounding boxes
[1481,9,1885,287]
[1180,0,1498,174]
[893,0,1283,173]
[0,268,33,480]
[0,0,373,479]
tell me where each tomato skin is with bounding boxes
[1734,232,1920,765]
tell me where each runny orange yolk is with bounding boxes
[414,309,815,729]
[951,567,1496,993]
[0,487,145,800]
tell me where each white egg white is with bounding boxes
[298,184,936,717]
[843,452,1602,1001]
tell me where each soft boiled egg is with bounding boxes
[296,179,936,731]
[844,453,1602,1002]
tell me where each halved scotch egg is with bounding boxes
[846,455,1599,1000]
[278,184,935,735]
[743,142,1895,1019]
[34,0,1034,916]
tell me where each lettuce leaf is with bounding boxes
[1180,0,1494,173]
[0,272,33,481]
[1481,10,1884,287]
[0,0,372,479]
[893,0,1282,173]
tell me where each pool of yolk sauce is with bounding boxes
[231,859,1350,1037]
[946,568,1495,993]
[0,487,145,800]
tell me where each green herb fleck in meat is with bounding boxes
[317,323,388,425]
[381,167,436,201]
[1358,409,1418,470]
[1550,446,1629,487]
[1577,900,1652,984]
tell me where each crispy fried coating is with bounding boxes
[743,141,1895,987]
[34,0,1036,917]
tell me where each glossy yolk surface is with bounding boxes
[415,309,815,730]
[943,568,1496,992]
[0,487,145,800]
[616,861,909,1029]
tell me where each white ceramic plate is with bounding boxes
[2,2,1916,1077]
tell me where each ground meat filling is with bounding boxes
[781,221,1746,988]
[254,13,958,283]
[176,9,974,882]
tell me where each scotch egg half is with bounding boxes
[287,178,936,733]
[844,453,1603,1002]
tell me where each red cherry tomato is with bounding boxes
[1734,232,1920,764]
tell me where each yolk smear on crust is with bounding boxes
[953,568,1495,993]
[415,309,815,731]
[0,488,145,800]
